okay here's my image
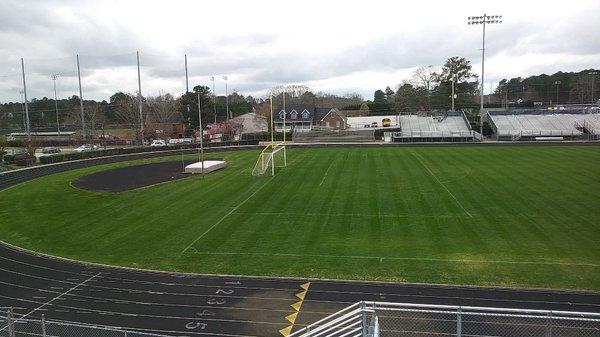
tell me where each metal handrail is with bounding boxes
[289,301,600,337]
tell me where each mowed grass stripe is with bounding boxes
[1,146,599,289]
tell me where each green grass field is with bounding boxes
[1,145,599,290]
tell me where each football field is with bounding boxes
[1,145,599,290]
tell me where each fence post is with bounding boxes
[8,307,15,337]
[42,314,47,337]
[361,301,367,337]
[456,307,462,337]
[545,311,553,337]
[124,330,128,337]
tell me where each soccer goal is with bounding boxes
[252,143,287,176]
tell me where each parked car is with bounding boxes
[364,124,371,128]
[371,122,379,128]
[3,148,36,166]
[42,146,61,154]
[150,139,167,148]
[74,144,98,153]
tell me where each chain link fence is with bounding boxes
[0,308,173,337]
[290,301,600,337]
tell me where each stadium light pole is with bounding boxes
[51,74,61,136]
[468,14,502,138]
[589,71,598,104]
[223,75,229,120]
[554,81,561,106]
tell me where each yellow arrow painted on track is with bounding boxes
[279,325,293,337]
[285,312,298,324]
[300,282,311,291]
[291,301,303,311]
[295,290,307,301]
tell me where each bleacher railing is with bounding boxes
[289,301,600,337]
[0,308,173,337]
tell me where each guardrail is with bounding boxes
[289,301,600,337]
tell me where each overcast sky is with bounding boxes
[0,0,598,103]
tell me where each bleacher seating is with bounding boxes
[487,109,600,140]
[392,112,476,140]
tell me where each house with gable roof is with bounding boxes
[274,106,347,132]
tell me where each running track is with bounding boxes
[0,242,599,337]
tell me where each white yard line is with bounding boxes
[318,159,336,186]
[0,272,100,332]
[186,251,600,267]
[182,177,274,253]
[411,151,473,218]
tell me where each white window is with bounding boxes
[290,110,298,119]
[279,110,285,119]
[302,109,309,119]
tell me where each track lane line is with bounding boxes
[0,272,100,332]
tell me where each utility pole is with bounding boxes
[282,90,286,142]
[450,77,456,111]
[211,76,217,123]
[590,71,598,104]
[51,74,61,135]
[20,58,31,140]
[184,54,189,93]
[197,92,204,175]
[554,80,561,106]
[137,51,144,145]
[489,82,492,104]
[19,90,25,132]
[468,14,502,137]
[223,75,229,120]
[76,54,86,141]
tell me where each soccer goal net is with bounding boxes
[252,143,287,176]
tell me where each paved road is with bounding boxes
[0,243,598,337]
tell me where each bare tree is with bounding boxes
[411,65,439,92]
[146,93,181,123]
[84,102,102,140]
[268,84,313,98]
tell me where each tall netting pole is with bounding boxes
[270,94,274,146]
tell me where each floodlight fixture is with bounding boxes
[467,13,503,137]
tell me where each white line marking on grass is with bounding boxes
[411,151,473,218]
[319,159,336,186]
[185,251,600,267]
[181,177,275,253]
[0,272,100,333]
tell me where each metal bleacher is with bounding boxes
[487,109,600,140]
[391,111,478,141]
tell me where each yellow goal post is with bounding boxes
[251,143,287,176]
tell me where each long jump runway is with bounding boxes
[0,243,599,337]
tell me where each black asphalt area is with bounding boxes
[72,159,222,192]
[0,243,599,337]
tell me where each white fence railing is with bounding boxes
[289,301,600,337]
[0,308,174,337]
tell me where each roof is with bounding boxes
[274,105,314,122]
[229,113,268,133]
